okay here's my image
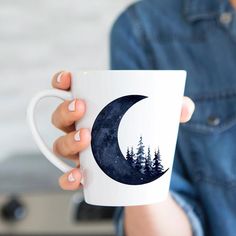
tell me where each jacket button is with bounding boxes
[207,116,221,126]
[219,12,232,25]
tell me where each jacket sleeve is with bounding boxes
[110,5,205,236]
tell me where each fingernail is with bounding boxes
[74,130,81,141]
[68,172,76,182]
[56,72,64,83]
[68,99,76,112]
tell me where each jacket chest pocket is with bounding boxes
[179,90,236,187]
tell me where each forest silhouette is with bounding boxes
[126,136,165,176]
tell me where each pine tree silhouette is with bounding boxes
[145,146,153,174]
[126,146,137,168]
[126,147,132,164]
[136,136,146,174]
[125,138,166,177]
[130,146,137,168]
[152,148,164,174]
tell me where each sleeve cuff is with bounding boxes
[171,191,204,236]
[113,207,125,236]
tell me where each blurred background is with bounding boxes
[0,0,134,235]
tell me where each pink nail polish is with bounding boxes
[68,172,76,182]
[74,130,81,141]
[68,99,76,112]
[56,72,64,83]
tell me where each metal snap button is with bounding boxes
[219,12,233,25]
[207,116,221,126]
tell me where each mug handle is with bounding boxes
[27,89,73,173]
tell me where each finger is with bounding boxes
[59,168,82,190]
[53,128,91,158]
[51,99,86,133]
[180,97,195,123]
[51,71,71,90]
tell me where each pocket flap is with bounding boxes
[182,90,236,134]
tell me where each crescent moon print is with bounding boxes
[91,95,169,185]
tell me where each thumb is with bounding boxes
[180,97,195,123]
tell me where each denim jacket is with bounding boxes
[110,0,236,235]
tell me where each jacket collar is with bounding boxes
[184,0,233,22]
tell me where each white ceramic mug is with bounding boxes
[27,70,186,206]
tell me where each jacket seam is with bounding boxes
[127,3,156,69]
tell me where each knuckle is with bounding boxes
[51,110,58,127]
[58,103,67,121]
[55,137,67,156]
[52,102,69,129]
[53,140,60,156]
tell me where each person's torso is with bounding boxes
[123,0,236,234]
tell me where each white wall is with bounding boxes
[0,0,135,161]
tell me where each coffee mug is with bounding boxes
[27,70,186,206]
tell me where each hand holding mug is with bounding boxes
[28,70,194,206]
[50,71,194,191]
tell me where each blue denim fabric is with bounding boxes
[110,0,236,235]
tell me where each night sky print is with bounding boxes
[91,95,168,185]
